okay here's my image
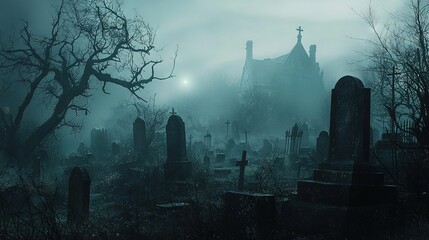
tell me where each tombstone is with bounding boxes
[225,139,235,155]
[67,167,91,225]
[284,76,398,237]
[224,191,276,240]
[90,128,108,159]
[133,117,146,161]
[328,77,370,163]
[231,120,240,142]
[164,114,192,181]
[315,131,329,161]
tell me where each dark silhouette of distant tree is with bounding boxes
[0,0,175,166]
[361,0,429,149]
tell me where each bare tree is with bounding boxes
[0,0,175,165]
[359,0,429,149]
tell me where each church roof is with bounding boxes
[286,41,309,65]
[241,26,322,90]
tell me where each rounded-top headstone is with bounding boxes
[319,130,329,139]
[329,75,370,162]
[334,75,364,90]
[133,117,146,155]
[166,114,187,162]
[68,167,91,225]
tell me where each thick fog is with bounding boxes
[0,0,405,156]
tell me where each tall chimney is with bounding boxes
[309,44,316,63]
[246,40,253,60]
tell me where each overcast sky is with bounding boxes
[0,0,407,102]
[0,0,408,152]
[128,0,406,102]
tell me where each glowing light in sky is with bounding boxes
[180,76,192,90]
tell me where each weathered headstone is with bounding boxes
[133,117,146,161]
[90,128,108,159]
[285,76,398,237]
[225,139,235,155]
[315,131,329,161]
[328,76,370,163]
[164,114,192,181]
[224,191,276,240]
[67,167,91,225]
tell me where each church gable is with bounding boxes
[241,26,322,91]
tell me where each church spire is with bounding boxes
[296,26,303,43]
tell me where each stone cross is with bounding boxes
[296,26,303,42]
[170,107,177,115]
[225,120,231,136]
[67,167,91,225]
[235,150,248,190]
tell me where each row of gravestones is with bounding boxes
[225,76,398,239]
[66,113,193,225]
[69,76,398,237]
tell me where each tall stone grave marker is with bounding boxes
[328,76,370,163]
[67,167,91,225]
[285,76,397,237]
[133,117,146,162]
[164,114,192,181]
[90,128,108,159]
[315,131,329,161]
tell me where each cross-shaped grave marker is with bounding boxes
[235,150,248,190]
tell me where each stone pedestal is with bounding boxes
[164,161,192,181]
[224,191,276,240]
[284,161,398,237]
[284,76,399,238]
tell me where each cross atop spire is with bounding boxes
[296,26,303,43]
[170,107,177,115]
